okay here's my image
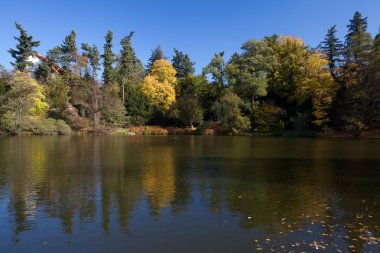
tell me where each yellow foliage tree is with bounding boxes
[294,51,337,126]
[140,59,177,111]
[1,71,49,134]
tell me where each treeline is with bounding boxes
[0,11,379,135]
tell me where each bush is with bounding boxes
[129,126,169,135]
[56,119,72,135]
[8,117,73,135]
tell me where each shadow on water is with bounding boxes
[0,136,380,252]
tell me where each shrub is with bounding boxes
[56,119,72,135]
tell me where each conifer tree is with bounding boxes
[334,11,373,131]
[81,43,100,79]
[345,11,372,66]
[101,31,115,85]
[320,25,343,78]
[118,32,143,102]
[8,23,40,72]
[146,45,165,71]
[171,49,195,79]
[60,31,78,69]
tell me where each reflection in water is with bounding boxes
[0,136,380,252]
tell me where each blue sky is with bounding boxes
[1,0,380,73]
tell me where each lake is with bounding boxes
[0,136,380,252]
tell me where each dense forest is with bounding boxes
[0,11,379,136]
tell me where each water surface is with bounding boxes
[0,136,380,252]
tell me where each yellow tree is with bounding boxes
[140,59,176,111]
[1,71,49,134]
[294,50,337,126]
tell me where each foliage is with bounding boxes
[101,31,115,85]
[253,103,285,133]
[172,49,195,79]
[146,45,165,71]
[82,43,100,79]
[226,39,277,130]
[140,59,177,111]
[1,12,380,135]
[175,95,203,128]
[102,84,128,127]
[320,25,343,78]
[8,23,40,72]
[211,91,250,132]
[1,71,48,134]
[293,50,337,126]
[202,51,226,88]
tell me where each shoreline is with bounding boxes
[1,126,380,139]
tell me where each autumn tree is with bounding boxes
[293,50,336,127]
[8,23,40,72]
[0,71,48,134]
[140,59,177,111]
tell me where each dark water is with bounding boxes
[0,136,380,253]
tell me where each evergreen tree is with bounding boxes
[8,23,40,72]
[101,31,115,85]
[368,32,380,127]
[81,43,100,79]
[320,25,343,78]
[333,11,373,131]
[117,32,145,107]
[146,45,165,71]
[171,49,195,79]
[345,11,372,65]
[60,31,78,69]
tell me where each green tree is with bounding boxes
[101,31,115,85]
[102,84,127,127]
[146,45,165,71]
[117,32,144,102]
[81,43,100,79]
[60,31,78,70]
[171,49,195,79]
[202,51,226,88]
[8,23,40,72]
[175,95,203,129]
[226,40,276,130]
[320,25,343,79]
[367,32,380,127]
[44,75,70,114]
[211,91,250,132]
[334,11,373,131]
[345,11,372,65]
